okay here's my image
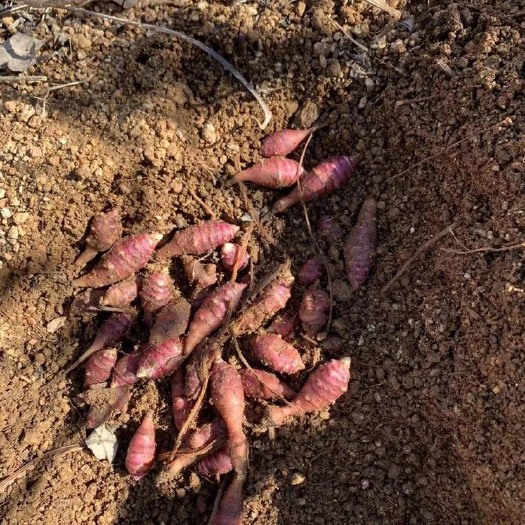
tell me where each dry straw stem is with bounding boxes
[17,1,272,129]
[382,222,457,294]
[0,445,83,494]
[0,75,47,83]
[442,241,525,255]
[363,0,402,20]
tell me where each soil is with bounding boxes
[1,0,524,524]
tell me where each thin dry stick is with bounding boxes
[39,77,92,117]
[441,241,525,255]
[0,445,83,494]
[295,134,335,335]
[331,19,368,53]
[363,0,402,20]
[20,2,272,128]
[188,187,216,219]
[382,222,457,294]
[230,224,253,283]
[0,75,48,83]
[395,95,436,106]
[158,437,224,462]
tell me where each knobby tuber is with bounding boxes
[267,311,298,338]
[156,220,239,259]
[240,368,296,400]
[184,282,247,354]
[171,369,193,431]
[297,257,324,286]
[232,269,293,335]
[111,349,142,387]
[74,233,162,288]
[182,255,217,289]
[274,156,355,212]
[101,276,140,308]
[126,411,156,479]
[299,289,330,336]
[344,198,377,289]
[233,157,304,188]
[140,268,174,324]
[220,243,249,272]
[63,312,133,376]
[84,347,118,387]
[250,334,305,374]
[266,357,351,427]
[260,128,314,157]
[76,209,122,267]
[136,338,184,380]
[198,447,232,477]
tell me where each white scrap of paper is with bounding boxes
[85,424,118,462]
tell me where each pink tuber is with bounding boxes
[184,361,202,400]
[267,311,298,338]
[233,157,304,188]
[260,128,314,157]
[273,156,355,212]
[101,276,140,308]
[76,209,122,267]
[250,334,305,374]
[232,269,294,335]
[297,257,324,287]
[63,312,133,376]
[171,369,193,431]
[149,297,191,345]
[84,347,118,388]
[136,338,184,380]
[198,447,233,477]
[126,411,156,479]
[156,220,239,259]
[240,368,296,400]
[299,289,330,336]
[111,348,142,387]
[140,268,174,323]
[184,282,247,354]
[265,357,351,427]
[344,198,377,290]
[186,419,226,450]
[210,476,244,525]
[220,243,249,273]
[73,233,162,288]
[317,214,344,241]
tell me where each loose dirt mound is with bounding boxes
[1,1,524,524]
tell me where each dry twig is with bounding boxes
[363,0,402,20]
[442,241,525,255]
[382,222,457,294]
[0,75,47,83]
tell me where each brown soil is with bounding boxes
[1,0,524,523]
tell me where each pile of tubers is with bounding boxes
[66,128,377,524]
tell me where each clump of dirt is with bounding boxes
[1,1,524,524]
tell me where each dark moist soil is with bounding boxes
[1,0,524,524]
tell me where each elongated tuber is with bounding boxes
[299,289,330,336]
[220,243,249,272]
[63,312,133,376]
[101,276,140,308]
[267,311,298,338]
[111,348,142,387]
[84,347,118,387]
[76,209,122,267]
[172,369,193,431]
[266,357,351,427]
[210,476,244,525]
[149,297,191,346]
[274,156,355,212]
[140,268,174,323]
[240,368,296,400]
[184,282,247,354]
[344,198,377,289]
[233,157,304,188]
[198,447,232,477]
[156,220,239,259]
[298,257,323,287]
[232,270,293,335]
[136,338,184,380]
[73,233,162,288]
[260,128,314,157]
[126,411,156,479]
[186,419,226,450]
[250,334,305,374]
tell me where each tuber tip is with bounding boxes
[341,357,352,369]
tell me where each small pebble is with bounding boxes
[13,212,30,225]
[290,472,305,485]
[1,208,12,219]
[201,122,217,144]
